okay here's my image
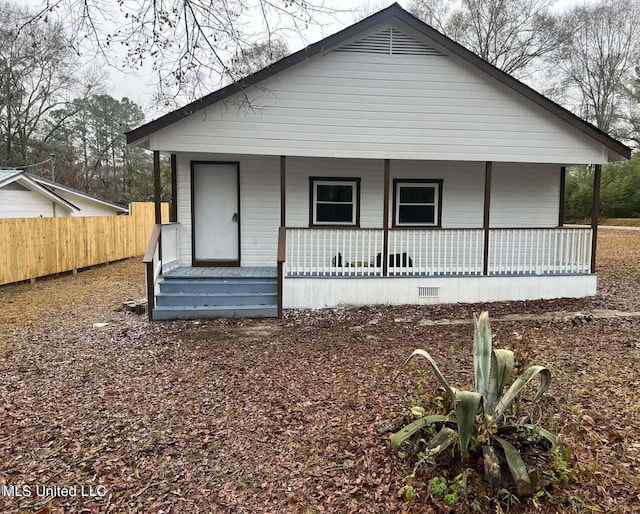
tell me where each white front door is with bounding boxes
[192,162,239,264]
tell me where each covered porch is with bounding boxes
[143,154,602,318]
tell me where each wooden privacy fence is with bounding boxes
[0,202,168,285]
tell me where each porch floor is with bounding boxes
[163,267,277,278]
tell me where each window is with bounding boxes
[393,180,442,227]
[310,178,360,226]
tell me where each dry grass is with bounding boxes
[0,232,639,513]
[601,218,640,227]
[0,258,145,357]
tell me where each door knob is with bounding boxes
[232,212,238,222]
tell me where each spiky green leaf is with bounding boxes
[390,415,448,452]
[473,312,492,396]
[492,435,533,497]
[396,349,457,405]
[486,348,515,416]
[494,365,551,419]
[455,391,482,457]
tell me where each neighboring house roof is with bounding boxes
[0,169,23,187]
[0,170,79,213]
[0,169,129,214]
[125,3,631,160]
[30,174,129,214]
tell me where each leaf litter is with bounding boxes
[0,230,639,512]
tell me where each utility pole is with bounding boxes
[50,153,55,181]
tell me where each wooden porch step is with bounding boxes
[158,277,276,294]
[154,267,278,319]
[152,304,277,320]
[155,291,277,307]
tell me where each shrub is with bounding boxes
[391,311,560,497]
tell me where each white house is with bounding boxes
[127,4,631,320]
[0,170,129,218]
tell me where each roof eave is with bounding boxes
[15,176,79,212]
[29,174,129,212]
[0,171,21,188]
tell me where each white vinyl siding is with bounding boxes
[286,158,383,228]
[0,189,55,218]
[176,154,193,267]
[239,157,280,266]
[490,163,559,227]
[151,21,608,164]
[388,160,485,228]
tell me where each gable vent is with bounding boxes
[335,27,446,56]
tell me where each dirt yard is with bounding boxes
[1,230,639,513]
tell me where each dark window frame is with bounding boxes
[392,179,443,228]
[309,177,361,227]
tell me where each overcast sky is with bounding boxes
[22,0,582,114]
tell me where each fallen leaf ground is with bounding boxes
[1,230,639,513]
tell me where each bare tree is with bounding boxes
[27,0,342,106]
[408,0,560,78]
[0,2,74,166]
[554,0,640,135]
[620,67,640,149]
[226,38,289,81]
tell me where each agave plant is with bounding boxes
[391,311,558,497]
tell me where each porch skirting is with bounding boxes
[282,274,597,309]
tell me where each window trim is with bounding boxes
[309,177,361,227]
[392,179,443,228]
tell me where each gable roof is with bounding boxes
[0,169,128,214]
[31,174,129,213]
[126,3,631,160]
[0,170,79,212]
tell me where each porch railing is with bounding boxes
[143,223,180,320]
[160,223,180,274]
[285,227,591,277]
[286,228,384,277]
[388,228,484,276]
[488,228,592,275]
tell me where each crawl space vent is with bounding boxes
[418,286,440,298]
[335,27,446,56]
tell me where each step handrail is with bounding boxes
[143,224,162,321]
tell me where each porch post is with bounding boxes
[280,156,286,226]
[153,150,162,224]
[558,166,566,227]
[170,153,177,223]
[483,162,492,276]
[590,164,602,273]
[277,156,286,318]
[383,159,390,277]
